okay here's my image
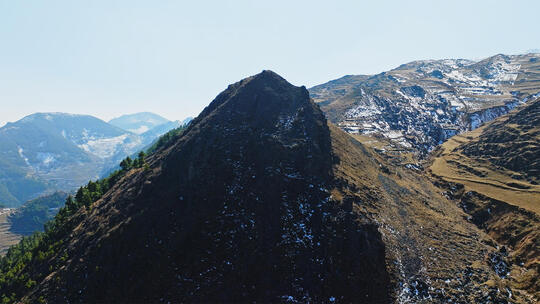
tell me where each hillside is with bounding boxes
[0,193,68,256]
[8,192,69,236]
[0,113,128,206]
[0,71,535,303]
[0,210,20,256]
[310,53,540,154]
[0,113,177,207]
[430,98,540,297]
[431,98,539,213]
[139,120,182,147]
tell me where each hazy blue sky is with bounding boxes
[1,0,539,126]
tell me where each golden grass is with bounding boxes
[430,125,540,215]
[327,124,533,302]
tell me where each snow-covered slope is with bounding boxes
[310,53,540,154]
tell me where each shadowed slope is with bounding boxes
[20,71,391,303]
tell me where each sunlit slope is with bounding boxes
[431,98,540,214]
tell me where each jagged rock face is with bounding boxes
[310,53,540,154]
[27,71,390,303]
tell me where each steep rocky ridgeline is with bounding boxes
[2,71,390,303]
[310,53,540,155]
[0,71,535,303]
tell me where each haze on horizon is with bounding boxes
[1,0,539,127]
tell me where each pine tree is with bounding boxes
[136,151,146,168]
[65,195,76,212]
[120,156,133,171]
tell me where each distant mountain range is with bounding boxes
[0,112,190,207]
[109,112,170,134]
[310,53,540,154]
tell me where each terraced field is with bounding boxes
[0,209,22,255]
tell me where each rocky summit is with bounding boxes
[0,71,536,303]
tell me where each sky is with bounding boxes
[1,0,539,126]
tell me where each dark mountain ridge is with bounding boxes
[1,71,534,303]
[18,71,390,302]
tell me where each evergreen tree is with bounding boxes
[120,157,133,171]
[135,151,146,168]
[65,195,76,211]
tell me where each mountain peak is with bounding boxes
[243,70,307,94]
[14,72,360,303]
[230,70,300,93]
[3,71,531,303]
[248,69,289,83]
[18,112,88,123]
[167,70,331,179]
[193,70,312,131]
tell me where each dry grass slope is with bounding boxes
[429,98,540,299]
[330,124,536,303]
[430,100,540,215]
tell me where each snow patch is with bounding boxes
[37,152,56,166]
[17,146,31,166]
[128,126,150,134]
[78,134,141,158]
